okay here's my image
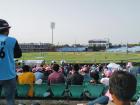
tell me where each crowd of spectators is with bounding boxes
[15,61,140,105]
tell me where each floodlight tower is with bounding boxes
[51,22,55,45]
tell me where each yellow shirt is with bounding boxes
[18,72,35,97]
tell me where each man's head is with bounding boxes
[22,65,31,72]
[109,70,136,102]
[0,19,11,35]
[90,71,99,81]
[52,64,60,72]
[72,64,80,72]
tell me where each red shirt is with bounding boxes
[48,71,65,85]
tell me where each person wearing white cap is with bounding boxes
[0,19,22,105]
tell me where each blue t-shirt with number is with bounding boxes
[0,34,16,80]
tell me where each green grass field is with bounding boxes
[18,52,140,64]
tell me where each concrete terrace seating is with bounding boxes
[50,84,66,98]
[84,84,105,99]
[0,83,106,100]
[0,83,139,105]
[68,85,84,99]
[16,84,30,98]
[34,84,49,98]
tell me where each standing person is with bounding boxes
[0,19,22,105]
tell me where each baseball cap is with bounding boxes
[0,19,11,30]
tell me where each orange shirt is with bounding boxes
[18,72,35,97]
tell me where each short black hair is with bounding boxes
[52,64,60,72]
[22,65,30,72]
[109,70,136,101]
[72,64,79,72]
[90,71,99,80]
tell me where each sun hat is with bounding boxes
[0,19,11,30]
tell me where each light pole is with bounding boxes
[126,42,128,54]
[51,22,55,45]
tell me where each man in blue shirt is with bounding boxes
[0,19,22,105]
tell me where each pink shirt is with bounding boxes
[105,90,113,101]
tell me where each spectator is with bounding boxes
[67,64,84,85]
[90,71,101,84]
[87,70,109,105]
[87,96,109,105]
[101,70,113,102]
[33,65,44,82]
[109,70,136,105]
[43,65,52,83]
[81,65,92,82]
[100,70,112,86]
[16,62,23,73]
[47,64,65,85]
[126,62,133,71]
[0,19,22,105]
[16,62,23,76]
[17,65,35,97]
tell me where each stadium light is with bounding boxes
[51,22,55,45]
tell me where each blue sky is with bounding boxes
[0,0,140,45]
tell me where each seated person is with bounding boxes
[100,70,112,86]
[47,64,65,85]
[43,65,53,83]
[17,65,35,97]
[109,70,136,105]
[87,96,109,105]
[87,70,136,105]
[33,65,44,82]
[80,65,92,82]
[67,64,84,86]
[87,71,110,105]
[90,71,101,84]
